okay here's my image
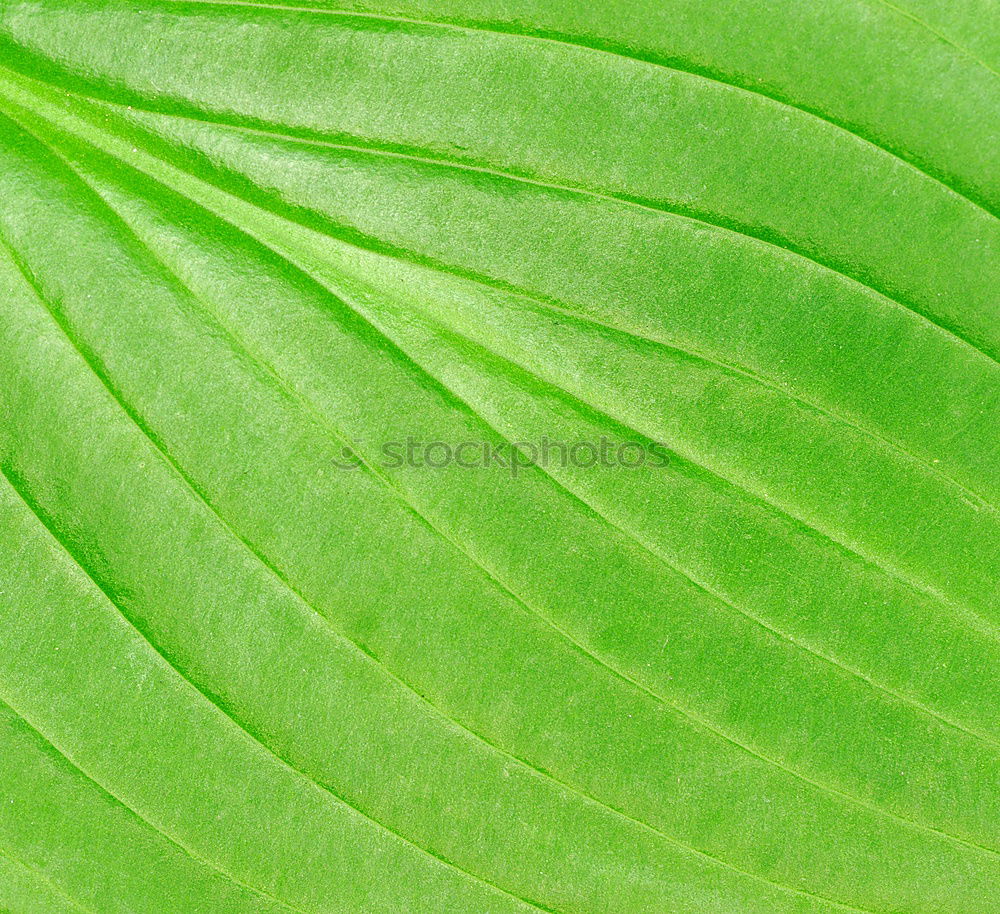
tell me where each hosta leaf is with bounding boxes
[0,1,997,912]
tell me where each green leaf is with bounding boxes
[0,2,997,912]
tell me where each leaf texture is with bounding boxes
[0,1,998,912]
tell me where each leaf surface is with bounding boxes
[0,2,998,912]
